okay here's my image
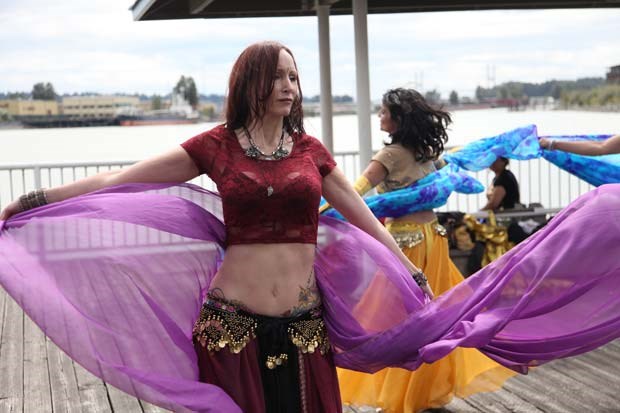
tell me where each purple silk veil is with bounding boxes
[1,183,619,413]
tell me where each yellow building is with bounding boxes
[61,95,140,118]
[0,99,59,116]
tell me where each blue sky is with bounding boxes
[1,0,618,100]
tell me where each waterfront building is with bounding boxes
[606,65,620,84]
[61,95,140,118]
[0,99,59,117]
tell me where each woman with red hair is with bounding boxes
[1,41,432,413]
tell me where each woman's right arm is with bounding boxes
[0,147,199,220]
[318,160,386,214]
[540,135,620,156]
[481,185,506,211]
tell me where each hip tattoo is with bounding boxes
[281,269,321,317]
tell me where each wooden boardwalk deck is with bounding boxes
[1,287,619,413]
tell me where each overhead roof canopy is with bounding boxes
[131,0,620,20]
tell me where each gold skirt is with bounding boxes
[337,219,515,412]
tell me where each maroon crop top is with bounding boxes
[181,124,337,245]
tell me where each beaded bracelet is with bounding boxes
[410,269,428,287]
[548,139,556,150]
[18,189,48,212]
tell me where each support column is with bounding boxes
[316,1,334,154]
[353,0,372,172]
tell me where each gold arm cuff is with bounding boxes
[353,175,372,196]
[318,202,331,214]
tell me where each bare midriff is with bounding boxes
[386,209,436,225]
[209,243,318,317]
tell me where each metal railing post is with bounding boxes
[34,165,42,189]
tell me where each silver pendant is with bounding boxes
[267,186,274,197]
[272,146,289,160]
[244,146,261,159]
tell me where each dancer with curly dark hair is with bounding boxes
[380,88,449,162]
[334,88,515,413]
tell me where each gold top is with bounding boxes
[372,144,436,193]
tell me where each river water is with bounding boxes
[1,109,618,164]
[1,109,618,211]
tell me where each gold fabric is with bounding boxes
[463,211,514,266]
[453,225,475,251]
[337,220,516,412]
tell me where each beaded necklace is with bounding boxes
[243,127,289,161]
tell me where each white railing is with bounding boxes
[0,152,594,213]
[330,151,594,212]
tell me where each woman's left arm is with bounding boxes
[540,134,620,155]
[322,167,434,298]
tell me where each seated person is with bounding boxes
[481,157,520,211]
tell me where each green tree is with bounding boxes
[550,84,562,100]
[424,89,441,104]
[7,92,29,99]
[31,82,56,100]
[151,95,162,110]
[174,76,198,108]
[449,90,459,105]
[201,105,215,120]
[506,83,524,99]
[333,95,354,103]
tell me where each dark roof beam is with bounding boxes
[131,0,620,20]
[190,0,216,15]
[130,0,158,21]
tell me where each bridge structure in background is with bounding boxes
[129,0,620,174]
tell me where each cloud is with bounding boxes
[1,2,618,99]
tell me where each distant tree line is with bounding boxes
[1,82,58,100]
[1,76,203,107]
[5,76,616,112]
[475,77,606,101]
[0,91,30,100]
[304,95,354,103]
[559,84,620,109]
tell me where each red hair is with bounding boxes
[225,41,304,134]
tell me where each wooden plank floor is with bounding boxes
[1,287,619,413]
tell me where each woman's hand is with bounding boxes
[539,138,551,149]
[420,283,435,300]
[0,200,21,221]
